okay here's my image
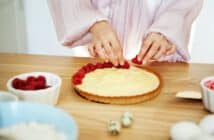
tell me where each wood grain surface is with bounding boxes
[0,53,213,140]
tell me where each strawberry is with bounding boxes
[131,55,142,65]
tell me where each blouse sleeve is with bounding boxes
[47,0,108,47]
[145,0,204,61]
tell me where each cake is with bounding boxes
[72,62,162,104]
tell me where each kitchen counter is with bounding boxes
[0,53,213,140]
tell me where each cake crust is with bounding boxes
[74,66,162,104]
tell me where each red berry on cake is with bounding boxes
[103,62,114,68]
[96,62,104,69]
[121,61,130,69]
[72,77,82,85]
[131,55,142,65]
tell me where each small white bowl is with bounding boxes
[200,76,214,112]
[7,72,62,105]
[0,91,18,102]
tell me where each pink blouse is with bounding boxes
[48,0,203,62]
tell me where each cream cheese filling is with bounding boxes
[77,66,160,97]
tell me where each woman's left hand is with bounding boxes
[137,32,176,64]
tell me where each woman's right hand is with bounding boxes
[88,21,124,66]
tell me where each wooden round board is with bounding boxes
[73,66,162,104]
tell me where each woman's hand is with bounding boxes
[88,21,124,66]
[138,32,176,64]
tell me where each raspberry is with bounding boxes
[82,66,90,73]
[211,84,214,90]
[26,76,36,83]
[96,62,104,69]
[36,75,46,83]
[205,80,214,90]
[23,85,35,90]
[35,81,46,89]
[103,62,114,68]
[86,63,96,71]
[121,61,130,69]
[82,63,96,73]
[73,70,85,79]
[131,55,142,65]
[76,69,85,78]
[72,77,82,85]
[79,67,87,74]
[12,78,26,89]
[12,76,50,90]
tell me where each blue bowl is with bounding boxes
[0,102,78,140]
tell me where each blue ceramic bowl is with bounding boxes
[0,102,78,140]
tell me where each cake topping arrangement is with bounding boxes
[72,61,130,85]
[12,76,50,90]
[72,61,161,104]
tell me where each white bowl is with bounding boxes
[200,76,214,112]
[7,72,62,105]
[0,91,18,102]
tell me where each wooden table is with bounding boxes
[0,53,213,140]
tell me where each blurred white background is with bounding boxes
[0,0,214,63]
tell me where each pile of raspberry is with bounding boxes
[12,75,50,90]
[72,61,130,85]
[205,80,214,90]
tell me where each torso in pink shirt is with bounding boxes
[48,0,203,61]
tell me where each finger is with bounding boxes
[143,42,160,64]
[109,39,122,66]
[95,44,107,60]
[102,41,114,62]
[138,37,153,61]
[166,45,176,55]
[88,43,96,57]
[153,45,166,60]
[113,39,124,65]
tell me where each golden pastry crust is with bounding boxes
[74,66,162,104]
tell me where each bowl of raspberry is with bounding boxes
[200,76,214,112]
[6,72,62,105]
